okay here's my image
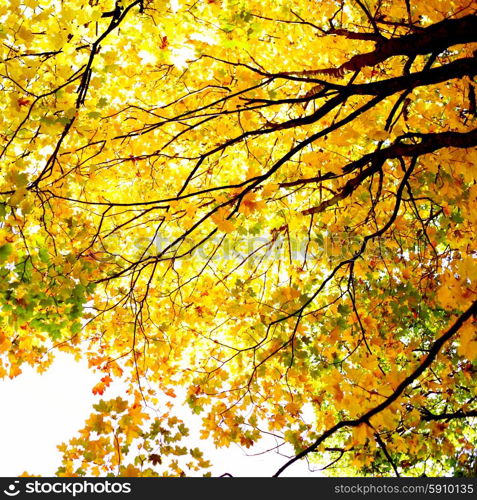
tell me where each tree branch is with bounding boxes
[421,409,477,421]
[274,300,477,476]
[302,128,477,215]
[283,14,477,78]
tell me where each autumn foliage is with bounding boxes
[1,0,476,477]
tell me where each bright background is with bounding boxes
[0,353,318,477]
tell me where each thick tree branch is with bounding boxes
[282,14,477,77]
[302,128,477,215]
[349,56,477,96]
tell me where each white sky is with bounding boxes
[0,354,318,477]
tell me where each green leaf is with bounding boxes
[0,243,13,263]
[97,97,108,108]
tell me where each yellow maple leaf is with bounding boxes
[238,192,266,215]
[350,423,372,446]
[458,321,477,360]
[120,464,141,477]
[211,209,236,233]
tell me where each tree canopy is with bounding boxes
[1,0,476,477]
